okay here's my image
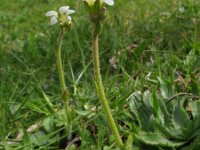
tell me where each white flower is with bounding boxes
[45,6,75,25]
[45,11,58,25]
[59,6,76,15]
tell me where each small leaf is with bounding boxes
[75,109,91,116]
[124,134,133,150]
[42,115,54,133]
[54,109,68,127]
[30,131,47,146]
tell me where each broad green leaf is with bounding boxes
[130,91,153,131]
[173,101,191,129]
[30,131,47,146]
[157,77,173,99]
[150,93,164,124]
[134,132,185,147]
[42,115,54,133]
[54,109,68,127]
[152,116,183,140]
[181,136,200,150]
[188,100,200,117]
[150,93,159,116]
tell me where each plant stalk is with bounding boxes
[92,22,124,149]
[57,27,71,123]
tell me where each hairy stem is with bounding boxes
[92,23,124,149]
[57,27,71,123]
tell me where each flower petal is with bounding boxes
[59,6,69,15]
[104,0,114,6]
[45,11,58,17]
[50,16,58,25]
[68,16,72,22]
[66,9,75,15]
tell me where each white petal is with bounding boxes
[66,9,75,15]
[68,16,72,22]
[45,11,58,17]
[59,6,69,15]
[179,7,185,13]
[50,16,58,25]
[104,0,114,6]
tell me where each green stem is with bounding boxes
[92,23,124,149]
[57,27,71,122]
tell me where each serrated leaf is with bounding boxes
[181,136,200,150]
[42,115,54,133]
[150,93,159,115]
[134,132,185,147]
[150,93,164,125]
[152,116,183,140]
[54,109,68,127]
[173,101,191,129]
[157,77,173,99]
[130,91,153,131]
[30,131,47,146]
[188,100,200,118]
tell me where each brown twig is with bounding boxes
[0,122,42,147]
[65,137,80,150]
[166,93,199,103]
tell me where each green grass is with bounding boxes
[0,0,200,149]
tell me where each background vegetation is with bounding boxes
[0,0,200,149]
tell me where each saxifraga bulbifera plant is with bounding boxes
[83,0,124,148]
